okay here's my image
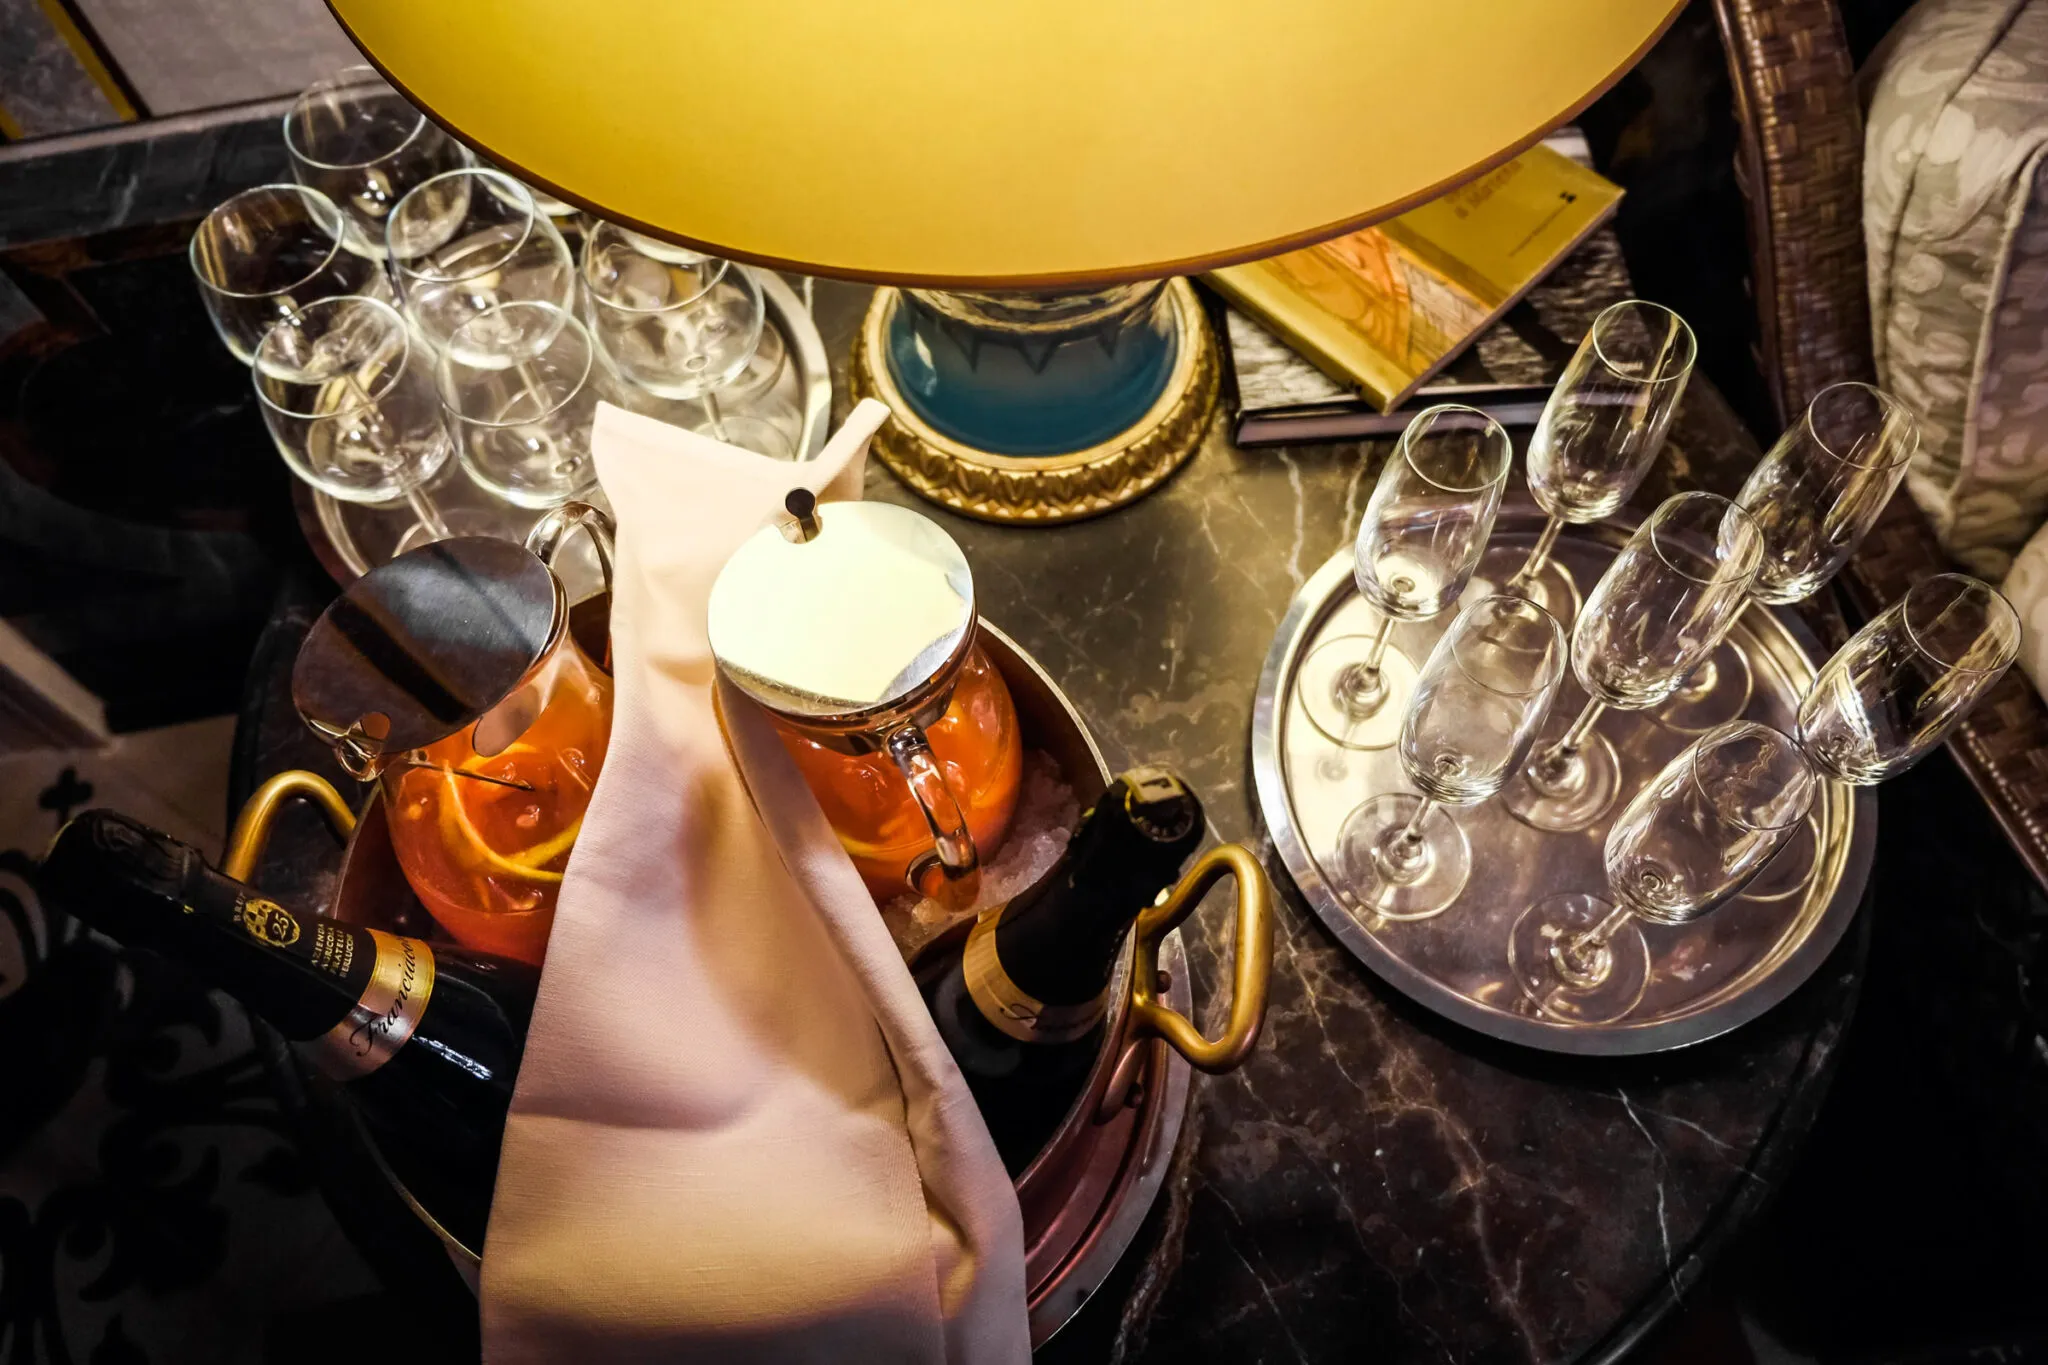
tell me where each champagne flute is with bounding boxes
[386,169,578,356]
[438,301,610,509]
[1503,492,1763,832]
[1335,592,1566,920]
[252,295,454,549]
[1797,573,2019,784]
[1494,299,1697,623]
[1751,573,2015,906]
[1662,381,1921,735]
[283,65,465,259]
[1298,405,1513,750]
[189,184,383,363]
[1509,720,1817,1025]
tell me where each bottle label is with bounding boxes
[307,927,437,1081]
[961,912,1104,1044]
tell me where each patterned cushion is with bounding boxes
[1865,0,2048,580]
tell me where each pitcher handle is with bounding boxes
[885,724,980,907]
[524,501,616,599]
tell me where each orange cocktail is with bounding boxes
[382,640,611,964]
[774,644,1022,902]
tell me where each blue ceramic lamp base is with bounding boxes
[852,279,1219,525]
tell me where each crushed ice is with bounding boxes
[882,749,1080,960]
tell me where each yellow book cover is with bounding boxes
[1205,144,1622,411]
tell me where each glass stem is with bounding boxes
[1398,796,1437,845]
[700,388,730,441]
[1508,515,1566,589]
[1377,795,1438,881]
[399,473,451,541]
[1563,902,1636,965]
[1556,697,1607,756]
[1361,614,1397,679]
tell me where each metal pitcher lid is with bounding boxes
[293,537,564,770]
[707,493,975,720]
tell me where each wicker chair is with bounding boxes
[1713,0,2048,890]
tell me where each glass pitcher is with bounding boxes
[709,491,1022,905]
[292,504,615,963]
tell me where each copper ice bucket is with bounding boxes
[227,622,1271,1347]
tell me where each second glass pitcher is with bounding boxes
[709,491,1022,904]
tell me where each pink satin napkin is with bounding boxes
[479,397,1029,1364]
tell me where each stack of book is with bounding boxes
[1203,133,1622,446]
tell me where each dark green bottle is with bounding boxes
[914,766,1202,1171]
[37,810,537,1247]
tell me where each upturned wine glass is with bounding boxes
[1298,405,1513,750]
[283,66,465,259]
[253,295,453,547]
[438,301,609,509]
[189,184,383,363]
[1495,299,1696,623]
[386,169,577,355]
[1798,573,2019,784]
[1503,491,1763,832]
[1335,592,1567,921]
[1509,720,1818,1025]
[579,222,769,442]
[1661,381,1921,735]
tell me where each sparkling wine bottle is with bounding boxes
[914,766,1203,1171]
[36,809,537,1246]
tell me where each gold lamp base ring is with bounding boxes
[851,280,1219,525]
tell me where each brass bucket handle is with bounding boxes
[1099,842,1273,1117]
[222,771,359,882]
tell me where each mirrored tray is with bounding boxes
[1250,506,1878,1055]
[293,269,832,589]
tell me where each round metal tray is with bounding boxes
[294,268,833,587]
[1250,507,1878,1055]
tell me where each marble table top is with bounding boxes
[228,242,1865,1364]
[804,251,1867,1364]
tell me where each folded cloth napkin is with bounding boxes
[480,398,1029,1364]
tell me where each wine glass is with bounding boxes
[1494,299,1697,623]
[283,65,465,259]
[579,222,770,444]
[252,295,454,548]
[438,301,610,509]
[1297,405,1513,750]
[1797,573,2019,784]
[1509,720,1818,1025]
[1503,491,1763,832]
[1661,381,1921,735]
[1335,592,1567,920]
[386,169,577,355]
[188,184,384,363]
[479,161,588,243]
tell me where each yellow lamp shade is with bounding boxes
[327,0,1681,287]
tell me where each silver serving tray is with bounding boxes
[1250,508,1877,1055]
[299,268,832,587]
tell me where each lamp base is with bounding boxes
[851,280,1219,524]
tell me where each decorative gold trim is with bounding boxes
[852,279,1219,525]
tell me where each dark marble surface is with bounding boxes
[0,95,291,251]
[806,255,1865,1364]
[218,240,1868,1362]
